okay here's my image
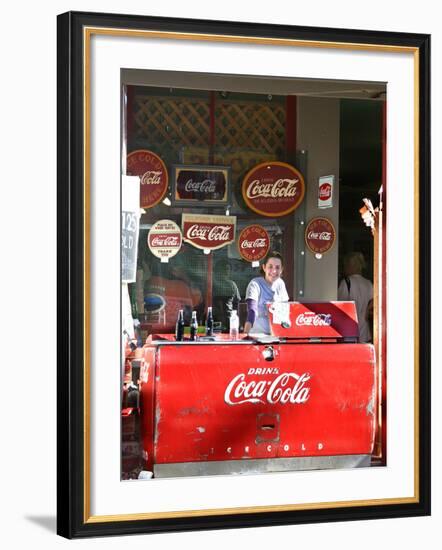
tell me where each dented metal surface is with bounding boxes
[140,339,377,472]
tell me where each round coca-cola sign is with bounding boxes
[148,219,182,261]
[238,225,270,262]
[242,161,305,217]
[305,217,336,255]
[127,149,168,209]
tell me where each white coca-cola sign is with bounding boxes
[295,312,332,326]
[318,175,334,209]
[242,161,305,217]
[238,224,270,262]
[148,219,182,261]
[182,214,236,251]
[305,217,336,255]
[224,371,311,406]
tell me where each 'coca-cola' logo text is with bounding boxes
[224,372,311,405]
[296,312,332,326]
[150,235,180,247]
[184,179,216,193]
[240,238,267,249]
[246,178,299,199]
[186,224,231,242]
[141,171,163,185]
[307,231,332,241]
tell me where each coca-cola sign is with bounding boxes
[148,219,182,261]
[182,214,236,251]
[318,175,334,209]
[305,217,336,255]
[238,224,270,263]
[127,150,168,209]
[242,161,305,217]
[173,165,229,206]
[224,369,311,406]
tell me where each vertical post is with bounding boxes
[205,91,216,311]
[285,96,297,298]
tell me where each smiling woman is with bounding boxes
[244,251,288,335]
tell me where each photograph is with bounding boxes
[56,8,431,539]
[120,72,386,481]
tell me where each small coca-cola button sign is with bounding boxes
[238,225,270,263]
[305,217,336,255]
[148,220,182,261]
[242,161,305,217]
[127,149,168,209]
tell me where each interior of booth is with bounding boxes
[122,69,385,336]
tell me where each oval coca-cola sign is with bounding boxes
[242,161,305,217]
[148,219,182,261]
[238,224,270,263]
[126,149,168,209]
[305,217,336,255]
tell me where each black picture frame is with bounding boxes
[172,164,231,207]
[57,11,431,539]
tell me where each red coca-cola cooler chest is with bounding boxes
[138,301,377,477]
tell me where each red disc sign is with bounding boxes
[238,225,270,262]
[242,161,305,217]
[305,217,336,255]
[127,149,168,209]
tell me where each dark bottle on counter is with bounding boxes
[205,306,214,336]
[190,311,199,341]
[175,309,185,341]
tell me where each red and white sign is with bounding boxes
[242,161,305,217]
[268,301,359,340]
[148,219,182,261]
[126,149,168,209]
[238,225,270,263]
[318,175,334,209]
[182,214,236,251]
[305,217,336,255]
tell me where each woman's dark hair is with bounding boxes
[262,251,283,267]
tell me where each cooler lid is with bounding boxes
[268,301,359,340]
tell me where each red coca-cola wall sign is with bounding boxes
[182,214,236,251]
[148,219,182,260]
[126,149,168,209]
[238,224,270,263]
[305,217,336,255]
[242,161,305,217]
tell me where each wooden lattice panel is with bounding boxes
[216,100,285,155]
[133,95,286,156]
[134,95,210,151]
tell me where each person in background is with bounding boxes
[244,251,289,336]
[338,251,373,343]
[212,259,241,330]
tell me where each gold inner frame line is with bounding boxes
[82,26,420,524]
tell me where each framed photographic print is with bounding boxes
[57,11,431,538]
